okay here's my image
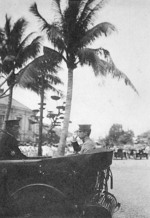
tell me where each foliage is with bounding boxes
[108,124,123,145]
[0,15,41,82]
[47,130,60,144]
[17,48,63,156]
[30,0,138,156]
[106,123,134,146]
[119,129,134,145]
[17,46,63,94]
[0,15,41,122]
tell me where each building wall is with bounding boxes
[0,101,38,142]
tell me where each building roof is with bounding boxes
[0,96,32,112]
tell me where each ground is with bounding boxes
[111,158,150,218]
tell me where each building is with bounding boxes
[0,96,38,142]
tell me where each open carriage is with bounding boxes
[127,145,149,159]
[113,148,127,160]
[0,148,120,218]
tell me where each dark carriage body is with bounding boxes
[0,148,118,217]
[127,148,137,159]
[128,148,148,159]
[114,148,127,159]
[135,149,148,159]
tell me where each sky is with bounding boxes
[0,0,150,139]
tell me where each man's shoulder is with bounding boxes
[0,132,17,144]
[84,138,96,147]
[85,138,95,144]
[1,131,13,138]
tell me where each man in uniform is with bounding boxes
[71,124,96,154]
[0,120,27,159]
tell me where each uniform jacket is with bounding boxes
[0,132,27,160]
[72,138,96,154]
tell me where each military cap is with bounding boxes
[78,124,91,132]
[5,119,20,127]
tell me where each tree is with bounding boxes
[0,15,41,127]
[30,0,138,156]
[118,130,134,145]
[18,47,63,155]
[108,124,123,145]
[107,124,134,146]
[47,130,60,145]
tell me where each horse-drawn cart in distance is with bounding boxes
[113,147,127,160]
[128,148,149,159]
[0,148,120,218]
[127,144,149,159]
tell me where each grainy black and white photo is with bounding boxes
[0,0,150,217]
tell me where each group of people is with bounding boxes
[0,119,97,160]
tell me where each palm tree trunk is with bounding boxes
[2,85,13,130]
[57,68,73,156]
[0,71,14,88]
[38,78,44,156]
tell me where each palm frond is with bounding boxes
[43,46,66,63]
[78,0,107,29]
[110,67,138,94]
[30,3,53,32]
[17,52,63,94]
[4,15,11,38]
[20,77,62,94]
[30,3,64,50]
[17,49,62,86]
[0,64,2,73]
[0,28,5,43]
[76,0,87,19]
[106,56,138,94]
[10,18,28,48]
[45,73,63,85]
[78,48,138,93]
[62,1,112,51]
[78,0,94,23]
[63,0,82,32]
[16,32,36,51]
[51,0,64,23]
[80,22,116,47]
[45,24,65,50]
[16,36,41,67]
[78,48,108,76]
[42,82,61,93]
[68,0,82,17]
[30,3,47,24]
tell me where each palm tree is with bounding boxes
[18,47,63,155]
[0,15,41,128]
[30,0,138,156]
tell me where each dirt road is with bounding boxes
[111,158,150,218]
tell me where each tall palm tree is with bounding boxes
[18,46,63,155]
[30,0,138,156]
[0,15,41,128]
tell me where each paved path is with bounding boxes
[111,158,150,218]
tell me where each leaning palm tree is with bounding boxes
[0,15,41,127]
[30,0,138,156]
[18,47,63,155]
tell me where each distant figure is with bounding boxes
[71,124,96,154]
[144,145,150,155]
[0,120,27,160]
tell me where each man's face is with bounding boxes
[8,125,20,138]
[77,130,87,140]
